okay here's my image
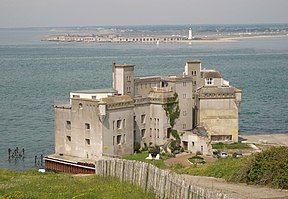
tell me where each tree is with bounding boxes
[163,93,182,153]
[163,92,180,128]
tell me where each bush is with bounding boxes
[212,142,250,150]
[188,155,206,165]
[232,146,288,189]
[134,141,141,153]
[171,130,180,141]
[169,140,182,154]
[190,155,204,160]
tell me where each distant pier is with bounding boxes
[42,34,189,43]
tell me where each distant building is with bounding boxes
[45,60,242,173]
[188,28,193,40]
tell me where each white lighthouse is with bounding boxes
[188,28,193,40]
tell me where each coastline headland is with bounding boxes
[41,26,288,43]
[42,34,207,43]
[42,34,287,43]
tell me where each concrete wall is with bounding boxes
[181,133,210,155]
[149,103,170,146]
[174,79,194,131]
[102,107,134,157]
[54,99,103,159]
[133,104,150,147]
[54,106,71,156]
[199,98,239,142]
[114,67,124,95]
[135,78,160,97]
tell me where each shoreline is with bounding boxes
[239,133,288,145]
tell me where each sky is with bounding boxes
[1,0,288,28]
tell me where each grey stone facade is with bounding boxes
[53,60,242,160]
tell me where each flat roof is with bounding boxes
[186,59,201,63]
[114,63,135,67]
[71,88,117,94]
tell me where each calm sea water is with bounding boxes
[0,26,288,170]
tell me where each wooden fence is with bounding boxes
[95,159,232,199]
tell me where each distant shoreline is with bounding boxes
[239,133,288,146]
[42,34,287,43]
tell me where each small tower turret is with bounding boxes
[112,63,135,97]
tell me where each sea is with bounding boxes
[0,24,288,171]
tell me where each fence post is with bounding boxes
[94,159,232,199]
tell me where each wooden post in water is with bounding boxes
[8,148,11,159]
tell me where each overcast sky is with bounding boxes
[1,0,288,28]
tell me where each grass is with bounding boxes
[123,151,168,169]
[212,142,250,150]
[172,157,248,181]
[0,170,157,199]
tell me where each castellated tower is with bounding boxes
[112,63,135,97]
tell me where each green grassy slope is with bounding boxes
[0,170,156,199]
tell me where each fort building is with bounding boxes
[45,60,242,173]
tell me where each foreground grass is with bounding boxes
[0,170,156,199]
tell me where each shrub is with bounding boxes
[188,155,206,165]
[212,142,250,150]
[134,141,141,153]
[232,146,288,189]
[169,140,182,154]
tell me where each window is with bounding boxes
[113,121,115,130]
[92,96,96,99]
[85,139,90,145]
[113,136,115,145]
[79,103,83,109]
[150,128,152,137]
[123,119,126,128]
[206,77,213,85]
[183,124,186,129]
[73,95,80,98]
[167,128,171,138]
[66,121,71,129]
[117,120,122,129]
[117,135,122,145]
[183,82,186,86]
[157,129,159,138]
[192,141,195,147]
[183,111,187,116]
[127,87,131,93]
[141,129,146,138]
[141,114,146,123]
[66,136,71,142]
[183,93,186,99]
[85,123,90,130]
[123,134,126,144]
